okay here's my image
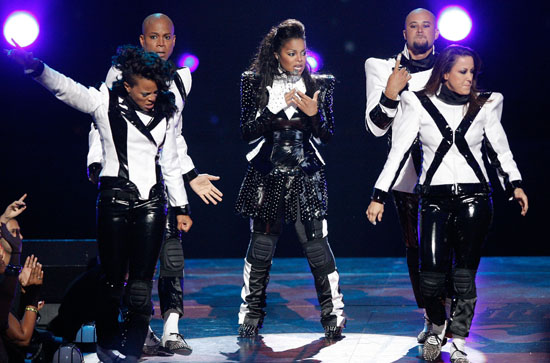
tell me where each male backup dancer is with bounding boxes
[88,13,223,355]
[364,8,439,343]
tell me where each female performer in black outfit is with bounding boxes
[367,45,528,363]
[6,45,190,362]
[235,19,345,339]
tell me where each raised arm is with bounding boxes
[5,48,105,115]
[365,55,411,137]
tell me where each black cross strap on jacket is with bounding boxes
[414,90,492,187]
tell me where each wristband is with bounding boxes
[25,306,38,313]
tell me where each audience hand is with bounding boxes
[19,255,38,287]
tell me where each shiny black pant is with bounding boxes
[238,216,345,328]
[158,207,185,318]
[95,190,166,357]
[393,190,423,308]
[419,193,493,337]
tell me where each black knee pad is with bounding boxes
[452,268,477,299]
[124,280,153,314]
[304,238,335,275]
[246,233,277,266]
[296,218,325,243]
[159,237,184,277]
[420,271,446,298]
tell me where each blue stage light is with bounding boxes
[306,49,323,72]
[437,6,472,41]
[3,11,40,47]
[178,53,199,73]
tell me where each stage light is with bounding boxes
[3,11,39,47]
[306,49,323,72]
[178,53,199,73]
[437,6,472,41]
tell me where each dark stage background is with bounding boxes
[1,0,548,258]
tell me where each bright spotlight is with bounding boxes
[306,49,323,72]
[437,6,472,41]
[178,53,199,73]
[3,11,40,47]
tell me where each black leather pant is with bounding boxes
[95,188,166,357]
[419,193,493,337]
[238,215,345,328]
[158,206,185,318]
[392,190,423,308]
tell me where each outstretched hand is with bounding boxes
[513,188,528,216]
[366,201,385,225]
[3,40,39,70]
[189,174,223,205]
[385,53,411,100]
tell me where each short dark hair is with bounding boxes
[111,45,176,117]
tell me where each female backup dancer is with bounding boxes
[6,45,190,362]
[366,45,528,363]
[235,19,345,339]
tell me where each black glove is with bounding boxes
[4,47,43,75]
[87,162,103,185]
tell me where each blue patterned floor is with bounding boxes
[84,257,550,362]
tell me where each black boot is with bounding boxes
[238,260,271,337]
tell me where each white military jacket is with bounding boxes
[88,66,195,176]
[365,45,434,193]
[35,65,188,206]
[374,90,522,197]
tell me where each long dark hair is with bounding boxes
[249,19,317,109]
[111,44,177,116]
[424,44,483,106]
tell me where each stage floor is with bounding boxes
[84,257,550,362]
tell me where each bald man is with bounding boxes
[364,8,440,343]
[87,13,222,355]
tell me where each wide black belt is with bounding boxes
[416,183,491,196]
[272,129,304,143]
[99,176,165,200]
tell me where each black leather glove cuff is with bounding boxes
[182,168,199,183]
[507,180,523,200]
[380,92,399,109]
[87,162,102,182]
[173,204,190,216]
[371,188,389,204]
[27,60,45,78]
